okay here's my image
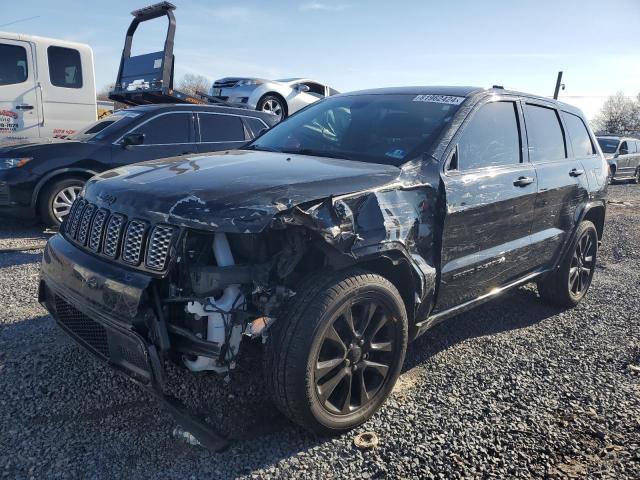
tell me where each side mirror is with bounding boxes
[122,132,145,147]
[296,84,310,93]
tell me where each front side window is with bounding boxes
[131,113,191,144]
[620,141,629,154]
[597,138,620,154]
[525,104,567,162]
[562,112,595,157]
[48,46,83,88]
[0,43,28,85]
[198,113,245,142]
[457,101,521,170]
[248,93,463,166]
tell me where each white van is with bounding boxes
[0,32,97,140]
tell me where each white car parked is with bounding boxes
[210,77,339,121]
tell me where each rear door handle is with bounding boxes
[569,168,585,177]
[15,104,34,110]
[513,176,535,187]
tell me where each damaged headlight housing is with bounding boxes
[0,157,33,169]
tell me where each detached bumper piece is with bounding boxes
[39,282,229,452]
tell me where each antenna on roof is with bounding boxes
[553,71,565,99]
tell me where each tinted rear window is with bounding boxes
[458,101,521,170]
[198,113,245,142]
[562,112,595,157]
[525,104,566,162]
[0,43,28,85]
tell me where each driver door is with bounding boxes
[437,98,538,311]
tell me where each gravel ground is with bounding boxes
[0,184,638,479]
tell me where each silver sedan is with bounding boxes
[210,77,339,121]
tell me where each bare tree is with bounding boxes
[175,73,211,97]
[96,84,127,111]
[592,91,640,135]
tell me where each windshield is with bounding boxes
[246,93,463,165]
[67,111,142,141]
[597,138,620,154]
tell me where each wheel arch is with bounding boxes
[581,202,606,241]
[31,168,98,208]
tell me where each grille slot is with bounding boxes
[102,214,125,258]
[77,204,96,245]
[145,225,175,270]
[122,220,147,265]
[55,296,109,357]
[88,209,108,252]
[68,199,87,238]
[65,200,175,271]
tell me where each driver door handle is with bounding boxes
[569,168,585,177]
[15,104,34,110]
[513,176,535,187]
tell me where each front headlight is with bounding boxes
[235,79,262,87]
[0,157,33,169]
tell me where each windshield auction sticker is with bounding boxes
[413,94,465,105]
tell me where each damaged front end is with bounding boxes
[39,151,441,449]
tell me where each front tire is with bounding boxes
[38,176,85,227]
[537,220,598,308]
[264,269,408,435]
[257,94,287,121]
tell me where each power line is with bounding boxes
[0,15,40,28]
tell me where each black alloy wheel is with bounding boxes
[568,227,597,298]
[314,300,399,415]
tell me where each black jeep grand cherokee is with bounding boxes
[39,86,608,445]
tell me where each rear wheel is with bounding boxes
[633,167,640,184]
[264,269,408,435]
[38,176,85,227]
[257,94,287,121]
[537,220,598,308]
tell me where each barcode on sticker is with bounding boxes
[413,94,465,105]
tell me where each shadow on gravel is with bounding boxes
[0,250,43,268]
[405,286,563,371]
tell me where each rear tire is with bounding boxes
[537,220,598,308]
[633,168,640,184]
[38,176,85,227]
[264,268,408,435]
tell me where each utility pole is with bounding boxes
[553,71,564,99]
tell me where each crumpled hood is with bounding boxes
[84,150,403,232]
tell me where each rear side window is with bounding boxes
[131,113,191,144]
[562,112,595,157]
[525,104,566,162]
[243,117,268,138]
[198,113,245,142]
[457,101,521,170]
[629,141,638,154]
[47,46,83,88]
[0,43,28,85]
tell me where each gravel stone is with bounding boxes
[0,184,638,479]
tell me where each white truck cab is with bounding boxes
[0,32,96,140]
